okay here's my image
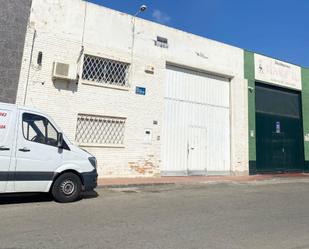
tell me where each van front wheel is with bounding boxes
[52,173,82,203]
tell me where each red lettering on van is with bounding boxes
[0,112,7,117]
[0,125,6,129]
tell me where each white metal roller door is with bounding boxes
[162,65,230,176]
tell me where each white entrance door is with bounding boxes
[162,64,230,176]
[187,126,207,175]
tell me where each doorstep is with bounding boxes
[97,173,309,188]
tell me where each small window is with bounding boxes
[157,36,168,44]
[22,113,59,148]
[82,55,130,88]
[155,36,169,48]
[75,114,126,146]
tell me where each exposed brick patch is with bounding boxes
[129,155,160,176]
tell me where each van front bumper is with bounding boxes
[81,169,98,191]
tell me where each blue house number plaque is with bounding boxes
[136,86,146,95]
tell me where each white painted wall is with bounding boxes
[16,0,248,177]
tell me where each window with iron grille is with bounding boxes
[82,55,130,87]
[75,114,126,146]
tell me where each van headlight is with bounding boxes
[88,157,97,169]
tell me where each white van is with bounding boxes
[0,102,98,203]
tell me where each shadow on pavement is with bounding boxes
[0,191,99,205]
[0,193,53,205]
[82,190,99,200]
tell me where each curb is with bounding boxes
[97,182,175,189]
[97,176,309,189]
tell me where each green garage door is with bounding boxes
[255,83,304,173]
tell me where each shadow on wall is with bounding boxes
[53,78,79,93]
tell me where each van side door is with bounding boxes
[0,107,16,193]
[14,111,63,193]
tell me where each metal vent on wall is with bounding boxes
[155,36,169,48]
[75,114,126,146]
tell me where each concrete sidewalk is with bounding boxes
[98,173,309,188]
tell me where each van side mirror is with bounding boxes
[57,132,64,148]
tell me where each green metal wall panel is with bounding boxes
[244,51,256,174]
[301,68,309,171]
[245,52,307,174]
[255,83,304,172]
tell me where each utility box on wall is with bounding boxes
[144,129,152,144]
[52,62,77,81]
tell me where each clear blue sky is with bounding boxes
[88,0,308,67]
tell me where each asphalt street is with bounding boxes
[1,180,309,249]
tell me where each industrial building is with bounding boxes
[245,53,309,174]
[1,0,308,178]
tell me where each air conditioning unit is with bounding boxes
[52,62,77,80]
